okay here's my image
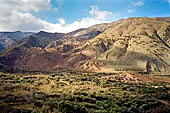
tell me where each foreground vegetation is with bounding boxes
[0,72,170,113]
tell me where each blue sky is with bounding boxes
[38,0,170,23]
[0,0,170,33]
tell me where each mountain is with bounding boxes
[0,22,111,71]
[0,31,66,69]
[0,31,34,51]
[79,17,170,74]
[67,22,115,40]
[0,17,170,74]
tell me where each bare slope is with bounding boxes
[79,17,170,74]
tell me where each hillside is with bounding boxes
[0,17,170,74]
[67,22,115,40]
[79,17,170,74]
[0,23,111,71]
[0,31,34,51]
[0,31,66,69]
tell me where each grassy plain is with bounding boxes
[0,72,170,113]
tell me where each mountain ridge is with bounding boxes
[0,31,34,51]
[0,17,170,74]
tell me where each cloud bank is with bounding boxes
[0,0,119,33]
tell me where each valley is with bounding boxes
[0,17,170,113]
[1,0,170,112]
[0,71,170,113]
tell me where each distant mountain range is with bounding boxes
[0,17,170,74]
[0,31,34,51]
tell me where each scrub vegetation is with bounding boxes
[0,71,170,113]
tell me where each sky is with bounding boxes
[0,0,170,33]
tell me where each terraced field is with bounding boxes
[0,72,170,113]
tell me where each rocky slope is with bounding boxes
[0,23,112,71]
[67,22,115,40]
[79,17,170,74]
[0,17,170,74]
[0,31,66,69]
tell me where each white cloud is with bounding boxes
[58,18,66,25]
[89,5,114,21]
[132,1,144,6]
[0,10,44,31]
[127,9,135,13]
[0,0,51,13]
[44,5,119,33]
[0,0,51,32]
[0,2,119,33]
